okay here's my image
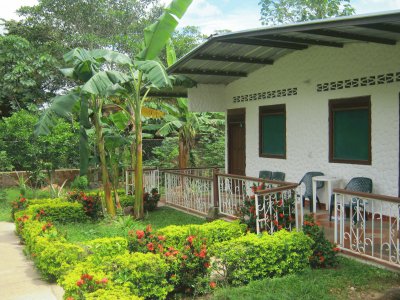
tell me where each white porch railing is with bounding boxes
[125,168,160,195]
[217,173,284,218]
[333,189,400,268]
[255,184,302,234]
[164,170,214,216]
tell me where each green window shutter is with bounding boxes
[329,96,371,164]
[259,105,286,158]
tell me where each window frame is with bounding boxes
[259,104,286,159]
[329,96,371,165]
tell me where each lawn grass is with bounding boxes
[0,187,50,222]
[57,206,206,243]
[213,256,400,300]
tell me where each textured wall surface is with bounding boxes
[188,42,400,197]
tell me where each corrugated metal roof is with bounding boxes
[167,10,400,88]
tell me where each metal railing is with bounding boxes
[217,173,286,218]
[164,170,214,216]
[125,168,159,195]
[333,189,400,268]
[255,183,302,234]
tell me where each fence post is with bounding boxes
[213,168,219,208]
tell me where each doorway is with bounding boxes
[227,108,246,175]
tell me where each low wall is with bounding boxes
[0,169,100,188]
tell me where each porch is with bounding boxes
[125,167,400,269]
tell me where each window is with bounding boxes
[259,104,286,158]
[329,96,371,165]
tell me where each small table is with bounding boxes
[312,176,340,213]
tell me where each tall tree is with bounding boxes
[8,0,163,56]
[259,0,355,25]
[0,35,60,117]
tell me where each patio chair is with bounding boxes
[299,171,324,213]
[329,177,372,221]
[271,171,285,181]
[259,170,272,180]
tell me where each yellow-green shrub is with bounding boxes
[27,198,66,206]
[213,230,313,286]
[34,239,85,281]
[24,201,87,223]
[85,286,143,300]
[84,237,128,264]
[156,220,247,249]
[105,252,173,299]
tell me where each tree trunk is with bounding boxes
[178,139,189,169]
[94,107,115,216]
[134,101,144,219]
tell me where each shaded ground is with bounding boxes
[0,222,64,300]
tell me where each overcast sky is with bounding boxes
[1,0,400,34]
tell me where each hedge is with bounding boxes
[24,201,87,223]
[85,286,143,300]
[156,220,247,249]
[213,230,313,285]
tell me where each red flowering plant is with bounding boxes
[67,191,102,220]
[39,222,58,239]
[127,224,165,254]
[15,214,30,235]
[143,188,161,212]
[11,195,28,220]
[168,235,212,294]
[302,214,339,268]
[73,273,108,300]
[238,183,295,233]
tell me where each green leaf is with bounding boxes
[166,39,177,67]
[135,60,171,89]
[35,92,80,135]
[137,0,193,60]
[89,49,133,66]
[109,111,130,131]
[82,71,131,95]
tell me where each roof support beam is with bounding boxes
[357,23,400,34]
[256,34,344,48]
[174,68,247,77]
[304,29,397,45]
[220,37,308,50]
[193,54,274,65]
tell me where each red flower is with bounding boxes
[76,279,84,287]
[66,297,74,300]
[319,256,325,263]
[136,230,145,239]
[146,224,152,233]
[199,249,207,258]
[147,242,154,251]
[204,262,210,268]
[209,282,217,289]
[273,220,279,226]
[187,235,195,244]
[182,255,188,260]
[101,278,108,284]
[157,235,166,241]
[279,213,284,218]
[333,247,340,252]
[165,252,171,257]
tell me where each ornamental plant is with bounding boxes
[74,273,108,300]
[239,183,295,232]
[11,195,28,220]
[302,214,340,268]
[67,191,102,220]
[143,188,160,212]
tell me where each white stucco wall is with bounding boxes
[187,42,400,197]
[188,84,226,112]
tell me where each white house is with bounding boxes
[167,11,400,200]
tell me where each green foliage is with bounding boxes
[106,252,173,299]
[84,237,128,263]
[0,151,13,171]
[0,35,59,117]
[213,230,313,286]
[118,194,134,208]
[85,286,143,300]
[259,0,355,25]
[303,214,340,268]
[71,175,89,190]
[0,110,79,187]
[25,201,87,223]
[146,137,179,168]
[34,238,85,281]
[11,195,28,220]
[156,220,247,249]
